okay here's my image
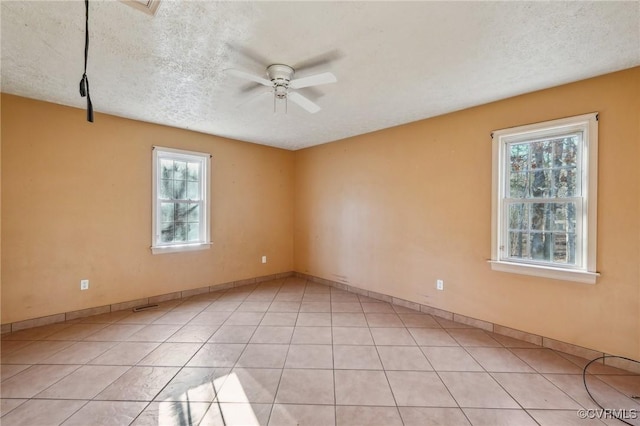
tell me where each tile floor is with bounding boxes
[1,277,639,425]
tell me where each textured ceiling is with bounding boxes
[2,1,639,150]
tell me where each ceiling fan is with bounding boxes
[226,64,337,114]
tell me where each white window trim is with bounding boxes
[490,113,599,284]
[151,146,212,255]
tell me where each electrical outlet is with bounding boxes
[80,279,89,290]
[261,255,267,264]
[436,279,444,291]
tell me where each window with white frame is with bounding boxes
[152,147,211,254]
[490,113,598,283]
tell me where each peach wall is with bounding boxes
[1,94,294,324]
[294,67,640,360]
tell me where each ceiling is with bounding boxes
[2,1,639,150]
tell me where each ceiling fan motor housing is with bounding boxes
[267,64,294,98]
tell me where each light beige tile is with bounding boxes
[285,344,333,369]
[63,401,147,425]
[1,399,86,426]
[331,313,368,327]
[0,340,33,355]
[236,344,289,368]
[544,373,639,411]
[147,291,182,304]
[333,345,382,370]
[332,327,374,345]
[489,332,541,348]
[370,327,416,346]
[11,314,67,332]
[138,342,202,366]
[448,329,501,347]
[83,324,145,341]
[543,337,603,360]
[65,305,111,321]
[604,356,640,374]
[224,312,265,326]
[1,340,74,364]
[36,365,129,399]
[453,314,494,332]
[367,291,393,303]
[89,341,160,365]
[299,302,331,313]
[492,372,583,409]
[152,310,200,325]
[0,398,27,416]
[188,311,231,326]
[272,296,303,305]
[2,323,71,341]
[1,364,30,382]
[297,313,332,326]
[111,298,149,313]
[188,343,246,367]
[237,302,271,312]
[421,346,483,371]
[205,301,242,312]
[377,346,432,371]
[335,370,395,406]
[276,369,334,405]
[331,293,360,303]
[291,327,332,345]
[260,313,298,326]
[125,324,182,342]
[216,368,282,403]
[386,371,457,407]
[361,303,395,313]
[302,294,330,303]
[439,371,519,408]
[434,317,470,328]
[596,374,640,398]
[44,323,108,340]
[96,366,179,401]
[408,328,458,346]
[493,324,542,346]
[250,326,294,344]
[209,325,257,344]
[166,325,219,343]
[40,341,116,364]
[200,402,272,426]
[131,401,210,426]
[398,313,440,328]
[511,348,583,374]
[365,313,404,328]
[336,406,402,426]
[463,408,537,426]
[466,347,535,372]
[154,367,230,402]
[331,302,363,313]
[399,407,471,426]
[78,310,132,324]
[1,364,80,398]
[527,409,606,426]
[271,404,336,426]
[116,310,166,325]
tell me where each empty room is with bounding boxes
[1,1,639,425]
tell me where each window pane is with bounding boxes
[508,204,529,230]
[530,232,553,261]
[175,203,188,221]
[188,223,200,241]
[510,144,528,172]
[188,204,200,222]
[528,170,553,198]
[509,172,528,198]
[160,203,174,222]
[508,231,529,259]
[187,181,199,200]
[174,161,187,180]
[174,223,187,242]
[161,224,174,243]
[173,180,187,199]
[555,136,578,168]
[160,179,173,199]
[160,159,173,179]
[187,162,200,181]
[553,233,568,263]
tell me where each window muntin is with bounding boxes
[152,147,210,254]
[491,113,598,283]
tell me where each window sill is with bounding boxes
[151,243,211,255]
[489,260,599,284]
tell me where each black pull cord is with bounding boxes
[79,0,93,122]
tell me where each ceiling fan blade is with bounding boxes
[225,69,272,87]
[289,72,337,89]
[293,49,344,73]
[288,91,321,113]
[237,89,272,108]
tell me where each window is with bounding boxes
[152,146,211,254]
[491,113,598,283]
